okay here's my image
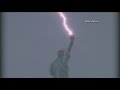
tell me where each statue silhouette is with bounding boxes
[49,35,75,78]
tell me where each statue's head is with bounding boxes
[58,49,65,57]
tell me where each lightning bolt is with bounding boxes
[57,12,73,36]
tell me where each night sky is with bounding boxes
[2,12,118,78]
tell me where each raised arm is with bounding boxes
[63,35,75,63]
[67,35,75,53]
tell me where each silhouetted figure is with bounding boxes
[49,35,75,78]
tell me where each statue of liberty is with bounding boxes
[49,35,75,78]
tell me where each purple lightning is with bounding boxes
[57,12,73,36]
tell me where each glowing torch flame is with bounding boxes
[57,12,73,36]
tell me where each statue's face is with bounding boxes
[58,50,64,57]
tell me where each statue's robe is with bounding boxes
[50,50,70,78]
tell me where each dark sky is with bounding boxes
[3,12,118,78]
